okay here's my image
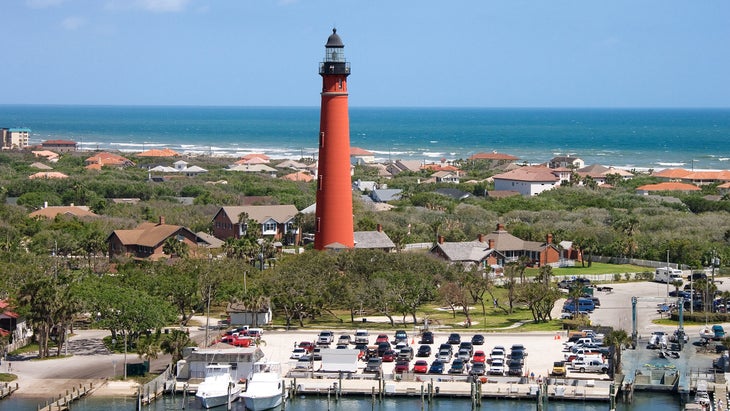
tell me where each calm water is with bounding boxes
[1,105,729,170]
[0,392,683,411]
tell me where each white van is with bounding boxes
[655,267,683,284]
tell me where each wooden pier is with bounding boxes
[37,382,95,411]
[0,382,19,399]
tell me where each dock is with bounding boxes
[0,382,19,399]
[287,375,613,402]
[37,382,96,411]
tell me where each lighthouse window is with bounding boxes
[318,175,324,190]
[319,131,325,147]
[338,79,343,90]
[316,217,321,233]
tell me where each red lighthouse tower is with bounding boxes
[314,29,354,250]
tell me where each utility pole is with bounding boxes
[205,285,211,348]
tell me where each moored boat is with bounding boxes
[195,364,243,409]
[240,361,286,411]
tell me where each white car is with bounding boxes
[490,348,506,362]
[290,348,307,359]
[437,349,452,362]
[488,358,505,375]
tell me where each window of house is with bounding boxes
[264,222,277,232]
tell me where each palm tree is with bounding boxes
[605,329,632,374]
[161,329,194,366]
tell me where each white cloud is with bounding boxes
[135,0,191,12]
[61,16,86,30]
[26,0,64,8]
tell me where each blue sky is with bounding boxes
[2,0,729,108]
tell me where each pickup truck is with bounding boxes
[571,359,609,374]
[318,330,334,345]
[551,361,567,376]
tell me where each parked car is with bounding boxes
[457,348,471,362]
[447,333,461,345]
[354,329,369,345]
[470,361,487,376]
[472,350,486,364]
[420,331,434,344]
[377,341,392,357]
[490,348,506,362]
[294,356,312,370]
[439,343,453,354]
[551,361,567,376]
[382,349,397,362]
[312,347,322,361]
[449,358,466,374]
[508,359,523,376]
[394,359,410,373]
[471,334,485,345]
[429,360,445,374]
[298,341,316,352]
[394,330,408,344]
[318,330,334,345]
[488,358,505,375]
[290,348,307,359]
[398,347,414,361]
[364,357,382,373]
[338,335,351,345]
[437,349,452,362]
[417,345,432,357]
[376,334,389,344]
[509,349,527,364]
[459,341,474,356]
[413,360,429,374]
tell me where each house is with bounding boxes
[30,162,53,170]
[492,166,564,196]
[29,204,99,219]
[32,150,60,161]
[275,159,309,170]
[85,152,134,168]
[281,171,314,182]
[350,146,376,165]
[211,205,299,243]
[0,300,31,346]
[636,182,701,195]
[370,188,402,203]
[435,188,471,201]
[680,170,730,186]
[353,224,396,252]
[235,154,270,165]
[719,182,730,195]
[430,224,571,269]
[41,139,77,152]
[226,164,277,174]
[137,148,180,157]
[353,180,377,192]
[430,170,461,184]
[549,155,584,170]
[1,127,31,149]
[107,216,210,261]
[468,151,519,165]
[385,160,422,175]
[576,164,634,185]
[28,171,68,180]
[226,301,273,326]
[652,168,692,181]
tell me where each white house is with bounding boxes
[492,166,564,196]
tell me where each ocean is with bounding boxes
[1,105,729,171]
[0,391,684,411]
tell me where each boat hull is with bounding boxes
[196,386,242,409]
[241,394,283,411]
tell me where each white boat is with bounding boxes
[195,364,243,409]
[700,327,714,340]
[240,361,286,411]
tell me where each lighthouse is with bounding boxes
[314,29,354,250]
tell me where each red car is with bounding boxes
[472,350,486,364]
[376,334,389,343]
[298,341,316,353]
[394,359,410,373]
[382,350,397,362]
[413,360,428,374]
[232,336,252,347]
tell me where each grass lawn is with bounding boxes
[0,373,18,382]
[534,262,651,277]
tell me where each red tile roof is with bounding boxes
[636,182,701,192]
[350,146,374,156]
[653,168,691,178]
[492,166,559,183]
[137,148,180,157]
[469,152,519,161]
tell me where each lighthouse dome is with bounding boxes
[325,28,344,48]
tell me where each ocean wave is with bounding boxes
[657,162,686,167]
[719,158,730,161]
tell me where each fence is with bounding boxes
[140,363,174,404]
[591,256,682,270]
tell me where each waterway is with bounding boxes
[0,391,683,410]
